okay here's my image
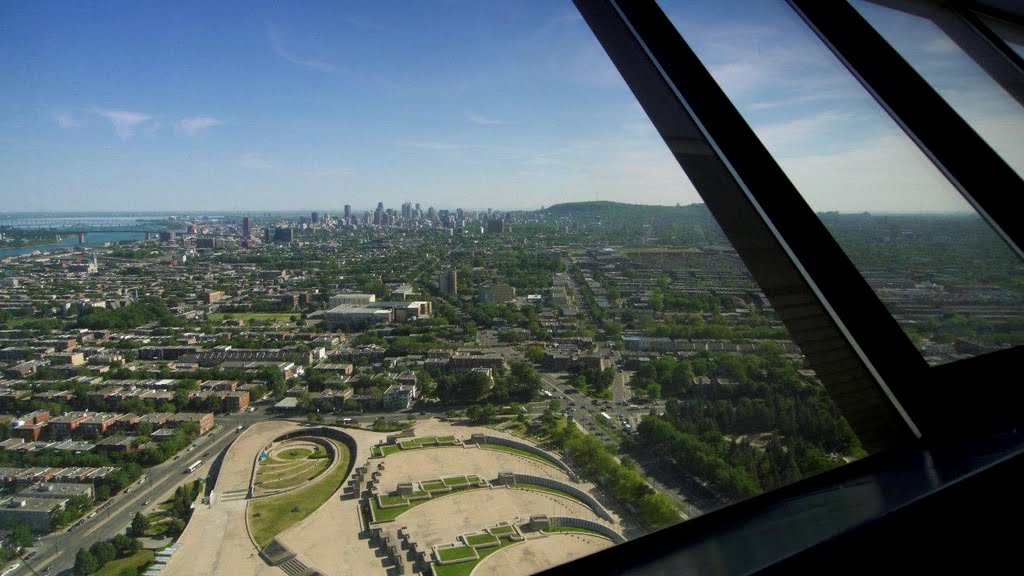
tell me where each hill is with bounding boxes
[541,201,711,221]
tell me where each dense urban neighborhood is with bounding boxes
[0,202,1020,575]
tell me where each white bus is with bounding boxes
[185,460,203,474]
[600,412,613,423]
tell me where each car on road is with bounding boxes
[88,511,97,518]
[144,499,151,505]
[24,551,37,560]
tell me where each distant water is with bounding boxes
[0,232,145,258]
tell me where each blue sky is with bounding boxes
[1,0,1019,213]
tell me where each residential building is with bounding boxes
[0,496,67,532]
[329,293,377,307]
[383,383,417,410]
[478,283,516,304]
[438,268,458,296]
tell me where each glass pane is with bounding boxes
[657,0,1024,365]
[851,0,1024,178]
[978,14,1024,61]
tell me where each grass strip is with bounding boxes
[248,439,351,548]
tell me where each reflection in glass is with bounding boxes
[851,0,1024,178]
[978,13,1024,60]
[658,0,1024,365]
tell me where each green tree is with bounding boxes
[637,493,681,531]
[111,534,141,558]
[74,548,99,576]
[90,540,117,566]
[8,520,33,548]
[130,511,149,537]
[524,345,545,364]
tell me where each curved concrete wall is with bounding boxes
[467,434,574,476]
[549,516,626,544]
[510,473,613,521]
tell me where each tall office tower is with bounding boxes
[415,203,421,213]
[344,204,352,220]
[311,212,319,224]
[377,201,385,212]
[487,218,506,234]
[438,268,458,296]
[427,207,437,220]
[456,208,464,221]
[241,216,251,239]
[273,227,294,243]
[402,202,412,220]
[439,209,452,227]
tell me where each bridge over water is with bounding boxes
[0,217,178,243]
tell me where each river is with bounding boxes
[0,232,146,258]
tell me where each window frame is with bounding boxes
[534,0,1024,573]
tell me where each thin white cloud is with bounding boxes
[94,108,153,140]
[176,116,223,136]
[402,140,469,151]
[315,167,351,177]
[466,112,506,126]
[343,17,385,32]
[51,110,82,128]
[754,111,853,150]
[267,22,336,73]
[240,152,273,169]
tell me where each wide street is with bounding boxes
[14,408,270,576]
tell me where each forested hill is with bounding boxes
[541,201,711,222]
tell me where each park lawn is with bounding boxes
[478,444,562,469]
[209,312,297,322]
[248,440,350,548]
[442,476,468,486]
[467,475,481,484]
[369,498,411,522]
[369,484,487,523]
[378,495,407,507]
[421,481,446,491]
[433,540,521,576]
[438,435,457,443]
[489,525,515,535]
[413,436,438,445]
[619,247,699,255]
[258,459,316,479]
[543,526,608,538]
[277,447,314,460]
[94,549,155,576]
[437,545,478,562]
[398,440,420,450]
[259,459,330,490]
[512,483,585,506]
[465,533,500,547]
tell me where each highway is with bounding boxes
[14,408,271,576]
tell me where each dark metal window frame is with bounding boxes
[535,0,1024,571]
[569,0,1024,451]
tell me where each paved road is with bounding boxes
[15,409,272,576]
